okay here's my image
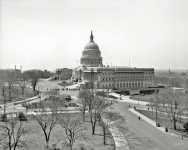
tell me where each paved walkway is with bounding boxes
[109,126,131,150]
[129,108,188,140]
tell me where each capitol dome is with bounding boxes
[84,41,99,50]
[80,31,103,67]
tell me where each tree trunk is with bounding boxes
[9,90,11,102]
[9,135,12,150]
[4,99,6,115]
[92,122,96,135]
[46,140,49,148]
[22,88,24,95]
[103,128,106,145]
[83,110,85,122]
[174,121,177,130]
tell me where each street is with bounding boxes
[113,101,188,150]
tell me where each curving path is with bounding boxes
[113,101,188,150]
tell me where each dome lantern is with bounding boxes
[90,30,94,42]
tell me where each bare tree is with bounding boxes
[79,89,114,135]
[151,92,161,119]
[149,98,154,115]
[58,114,87,150]
[170,77,182,88]
[0,118,29,150]
[6,72,18,102]
[95,95,114,126]
[18,72,28,96]
[24,70,41,92]
[32,101,59,148]
[101,111,125,145]
[78,89,92,122]
[0,71,16,114]
[159,89,186,130]
[89,94,113,135]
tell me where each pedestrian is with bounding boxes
[138,116,140,120]
[129,104,130,108]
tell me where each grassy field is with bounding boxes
[136,109,188,132]
[0,113,115,150]
[130,95,154,102]
[58,82,74,87]
[0,87,35,104]
[130,93,188,104]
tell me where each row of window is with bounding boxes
[102,82,144,88]
[102,83,153,89]
[117,83,143,88]
[102,72,154,76]
[102,78,144,82]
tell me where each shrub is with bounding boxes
[17,112,27,121]
[1,114,8,122]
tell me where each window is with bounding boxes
[120,83,122,88]
[123,83,125,87]
[129,83,131,87]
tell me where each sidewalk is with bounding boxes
[109,127,130,150]
[129,108,187,140]
[102,118,131,150]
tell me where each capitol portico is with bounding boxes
[73,31,154,90]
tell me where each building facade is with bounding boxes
[56,68,72,80]
[73,31,154,89]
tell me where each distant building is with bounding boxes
[41,70,51,79]
[72,31,155,89]
[56,68,72,80]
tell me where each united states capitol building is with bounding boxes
[72,31,154,90]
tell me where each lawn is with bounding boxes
[0,87,35,104]
[1,113,115,150]
[136,109,188,133]
[130,95,154,102]
[58,82,74,87]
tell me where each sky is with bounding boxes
[0,0,188,71]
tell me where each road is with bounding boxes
[113,102,188,150]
